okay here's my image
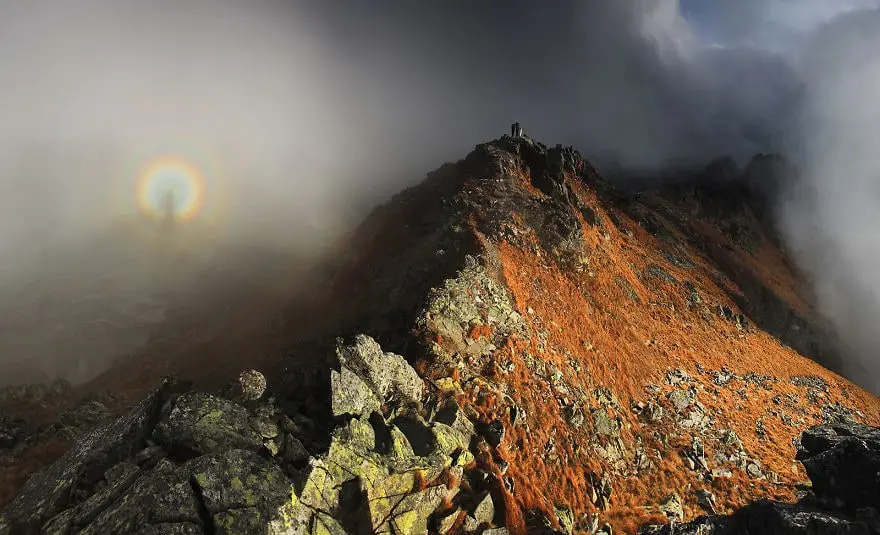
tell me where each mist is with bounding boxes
[0,1,389,386]
[776,6,880,393]
[1,1,879,391]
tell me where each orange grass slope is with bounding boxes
[404,136,880,534]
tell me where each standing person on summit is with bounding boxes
[510,122,523,138]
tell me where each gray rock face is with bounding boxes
[0,378,182,534]
[335,334,424,406]
[797,422,880,512]
[330,366,381,418]
[641,422,880,535]
[154,392,263,456]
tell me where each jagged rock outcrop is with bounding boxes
[0,379,181,533]
[0,336,508,535]
[798,422,880,513]
[641,421,880,534]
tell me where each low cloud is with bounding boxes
[0,1,878,389]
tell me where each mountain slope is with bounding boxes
[2,135,879,534]
[315,135,880,531]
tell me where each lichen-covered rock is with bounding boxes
[330,367,381,418]
[437,509,462,534]
[388,424,416,461]
[336,334,424,405]
[311,512,347,535]
[238,370,268,402]
[154,392,263,456]
[434,399,475,445]
[432,422,468,456]
[362,473,447,535]
[416,255,525,368]
[71,461,142,527]
[213,507,264,535]
[1,379,179,534]
[250,415,281,440]
[267,490,314,535]
[473,491,496,526]
[188,449,291,516]
[659,493,683,522]
[131,523,204,535]
[554,505,574,534]
[281,434,310,466]
[78,459,202,534]
[387,484,447,535]
[58,399,113,431]
[593,409,620,437]
[3,336,484,535]
[668,389,695,412]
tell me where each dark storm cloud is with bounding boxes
[301,0,801,180]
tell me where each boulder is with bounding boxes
[1,336,489,535]
[797,422,880,512]
[336,334,424,405]
[433,398,476,445]
[225,369,267,404]
[153,392,263,456]
[330,367,381,418]
[473,491,495,526]
[50,459,204,534]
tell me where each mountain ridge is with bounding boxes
[1,133,879,534]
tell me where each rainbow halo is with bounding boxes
[136,157,205,221]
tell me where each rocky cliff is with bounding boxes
[2,135,880,534]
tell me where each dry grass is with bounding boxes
[448,172,880,534]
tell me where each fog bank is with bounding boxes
[2,1,880,391]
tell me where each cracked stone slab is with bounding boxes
[187,449,291,516]
[330,367,382,418]
[154,392,263,456]
[336,334,424,406]
[1,379,180,534]
[76,459,203,534]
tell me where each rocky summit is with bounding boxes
[2,135,880,534]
